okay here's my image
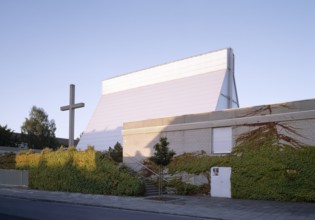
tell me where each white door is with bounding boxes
[212,127,232,153]
[210,167,231,198]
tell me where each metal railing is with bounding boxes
[124,152,168,183]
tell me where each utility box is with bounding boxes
[210,167,231,198]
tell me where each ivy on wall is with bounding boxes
[167,137,315,202]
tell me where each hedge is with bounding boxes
[167,141,315,202]
[15,147,145,196]
[232,143,315,202]
[3,139,315,201]
[0,152,16,169]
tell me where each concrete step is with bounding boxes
[143,180,159,196]
[143,179,167,197]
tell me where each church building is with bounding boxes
[78,48,239,150]
[78,48,315,170]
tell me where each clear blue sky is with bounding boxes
[1,0,314,139]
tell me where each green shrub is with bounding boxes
[108,142,123,163]
[168,178,208,195]
[231,144,315,202]
[168,142,315,202]
[0,152,16,169]
[16,149,41,169]
[168,152,232,175]
[16,148,145,196]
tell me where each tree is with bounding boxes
[149,137,175,197]
[0,124,14,147]
[108,142,123,163]
[21,106,57,149]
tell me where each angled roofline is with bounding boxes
[102,47,232,82]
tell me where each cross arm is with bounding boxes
[60,105,70,111]
[60,103,85,111]
[73,103,85,109]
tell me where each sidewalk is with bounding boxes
[0,186,315,220]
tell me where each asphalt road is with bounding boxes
[0,196,211,220]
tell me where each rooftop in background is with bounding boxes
[0,133,78,153]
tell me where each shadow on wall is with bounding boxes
[123,150,148,171]
[122,114,210,170]
[77,127,123,151]
[122,100,315,171]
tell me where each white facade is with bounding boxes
[78,48,239,150]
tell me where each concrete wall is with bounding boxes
[123,99,315,169]
[0,169,28,187]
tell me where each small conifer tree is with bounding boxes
[149,137,175,197]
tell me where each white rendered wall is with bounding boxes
[102,49,229,95]
[78,48,238,150]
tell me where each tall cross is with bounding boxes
[60,84,85,147]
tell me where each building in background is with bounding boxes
[78,48,239,150]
